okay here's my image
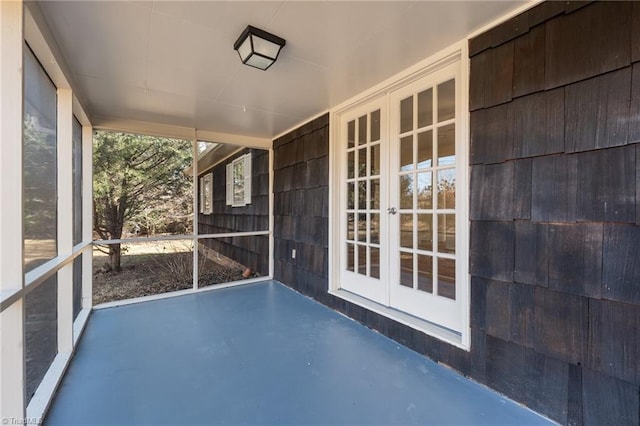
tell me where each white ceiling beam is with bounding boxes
[92,116,272,148]
[92,116,197,140]
[196,129,272,149]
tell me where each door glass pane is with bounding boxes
[347,244,355,272]
[357,213,367,242]
[437,258,456,300]
[400,252,413,287]
[347,213,355,240]
[417,88,433,128]
[370,109,381,142]
[400,175,413,209]
[358,115,367,145]
[437,169,455,209]
[370,247,380,279]
[370,179,380,210]
[417,254,433,293]
[400,214,413,248]
[358,181,367,210]
[438,214,455,254]
[357,244,367,275]
[437,124,455,166]
[417,214,433,251]
[417,172,433,209]
[348,120,355,148]
[347,151,355,179]
[347,182,355,209]
[358,147,367,177]
[371,144,380,176]
[370,213,380,244]
[438,79,455,122]
[400,96,413,133]
[417,130,433,169]
[400,136,413,171]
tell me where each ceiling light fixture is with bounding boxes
[233,25,286,71]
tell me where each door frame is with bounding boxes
[328,40,470,349]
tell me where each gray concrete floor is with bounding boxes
[46,281,554,426]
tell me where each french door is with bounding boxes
[339,60,465,334]
[340,97,388,304]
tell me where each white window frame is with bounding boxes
[329,40,470,350]
[226,153,252,207]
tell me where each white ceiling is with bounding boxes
[38,1,527,139]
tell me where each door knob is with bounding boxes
[387,207,397,215]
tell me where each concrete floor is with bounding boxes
[46,280,554,426]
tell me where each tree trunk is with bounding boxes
[109,243,122,272]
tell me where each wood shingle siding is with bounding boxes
[576,145,636,223]
[468,1,640,424]
[273,114,330,301]
[602,223,640,304]
[544,1,631,90]
[272,2,640,424]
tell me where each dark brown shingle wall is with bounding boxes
[470,1,640,424]
[273,114,330,298]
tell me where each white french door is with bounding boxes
[388,63,464,332]
[339,97,388,304]
[339,59,466,334]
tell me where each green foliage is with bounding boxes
[93,131,192,270]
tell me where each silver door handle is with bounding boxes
[387,207,397,215]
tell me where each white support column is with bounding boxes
[268,147,274,278]
[0,301,25,420]
[56,89,73,354]
[81,125,93,309]
[192,138,199,290]
[0,0,25,421]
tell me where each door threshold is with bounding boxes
[330,288,467,350]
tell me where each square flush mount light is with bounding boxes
[233,25,286,71]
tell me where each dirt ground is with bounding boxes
[92,240,247,305]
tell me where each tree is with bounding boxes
[23,114,57,240]
[93,131,192,272]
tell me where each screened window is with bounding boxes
[23,45,59,404]
[72,117,83,319]
[23,46,58,272]
[72,117,83,246]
